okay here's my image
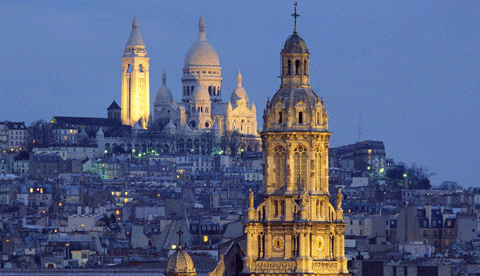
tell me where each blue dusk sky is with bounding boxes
[0,1,478,187]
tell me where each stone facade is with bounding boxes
[243,8,349,276]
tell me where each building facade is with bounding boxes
[243,7,349,276]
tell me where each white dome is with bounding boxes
[193,83,210,102]
[230,70,249,107]
[155,72,173,104]
[184,14,220,67]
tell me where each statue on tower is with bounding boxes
[300,188,309,207]
[336,188,343,210]
[249,189,254,209]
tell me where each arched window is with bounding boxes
[274,200,278,217]
[295,60,301,75]
[298,112,303,124]
[280,200,285,216]
[304,59,307,75]
[139,64,144,72]
[293,145,308,190]
[213,86,217,96]
[316,149,322,190]
[274,146,286,191]
[288,60,292,75]
[208,86,212,96]
[127,64,133,73]
[191,86,194,93]
[278,112,283,124]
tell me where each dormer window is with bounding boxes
[278,112,283,124]
[298,111,303,124]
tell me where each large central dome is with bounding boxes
[184,14,220,67]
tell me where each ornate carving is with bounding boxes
[312,261,338,273]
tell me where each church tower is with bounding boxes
[121,16,150,129]
[243,4,349,276]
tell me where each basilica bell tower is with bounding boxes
[121,16,150,129]
[243,4,349,276]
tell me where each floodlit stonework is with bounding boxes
[152,15,257,139]
[243,6,349,276]
[121,16,150,129]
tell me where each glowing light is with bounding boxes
[203,235,208,242]
[172,245,177,249]
[403,173,407,178]
[59,202,63,207]
[81,224,85,227]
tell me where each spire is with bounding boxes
[132,15,139,29]
[162,70,167,86]
[237,70,242,87]
[198,13,206,40]
[125,15,145,47]
[291,2,300,35]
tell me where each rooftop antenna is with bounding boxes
[358,117,362,142]
[291,2,300,35]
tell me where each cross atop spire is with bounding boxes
[291,2,300,35]
[177,227,184,248]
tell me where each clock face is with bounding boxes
[316,236,324,251]
[272,235,285,251]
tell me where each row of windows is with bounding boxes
[276,110,326,126]
[274,145,326,191]
[284,59,308,76]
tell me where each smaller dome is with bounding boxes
[193,82,210,102]
[282,34,308,53]
[155,72,173,105]
[230,70,249,107]
[166,248,196,274]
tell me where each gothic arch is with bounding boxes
[274,146,286,192]
[293,145,308,190]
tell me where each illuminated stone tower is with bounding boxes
[121,16,150,128]
[243,5,349,276]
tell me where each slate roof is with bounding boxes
[51,116,121,127]
[107,101,121,110]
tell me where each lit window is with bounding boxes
[81,224,84,227]
[203,235,208,242]
[115,210,120,215]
